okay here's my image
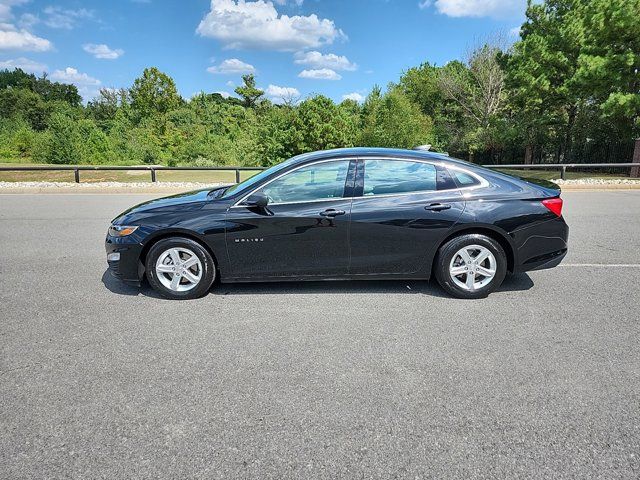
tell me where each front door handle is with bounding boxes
[424,203,451,212]
[320,209,346,217]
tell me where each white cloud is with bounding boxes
[18,13,38,29]
[43,6,93,29]
[214,91,231,98]
[50,67,101,101]
[0,25,52,51]
[509,25,521,36]
[207,58,255,74]
[431,0,525,18]
[0,56,47,73]
[418,0,432,9]
[0,0,29,22]
[294,50,356,71]
[83,43,124,60]
[0,2,52,52]
[265,84,300,103]
[342,92,364,102]
[273,0,304,5]
[50,67,100,86]
[0,6,10,23]
[298,68,341,80]
[196,0,345,51]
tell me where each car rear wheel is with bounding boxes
[434,234,507,299]
[145,237,216,300]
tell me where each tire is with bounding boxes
[145,237,216,300]
[434,234,507,299]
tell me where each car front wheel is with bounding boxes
[145,237,216,300]
[434,234,507,299]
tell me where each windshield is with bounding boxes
[221,157,299,198]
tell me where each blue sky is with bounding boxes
[0,0,526,103]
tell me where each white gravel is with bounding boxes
[554,178,640,185]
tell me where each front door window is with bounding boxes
[259,160,350,204]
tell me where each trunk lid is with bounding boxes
[511,174,561,193]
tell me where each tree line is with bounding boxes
[0,0,637,167]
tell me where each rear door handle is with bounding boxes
[424,203,451,212]
[320,209,346,217]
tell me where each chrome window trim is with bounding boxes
[229,156,488,209]
[354,158,488,200]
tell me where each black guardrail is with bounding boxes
[0,165,265,183]
[482,163,640,180]
[0,163,638,182]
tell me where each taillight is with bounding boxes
[542,197,563,217]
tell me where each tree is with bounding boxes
[360,89,433,148]
[397,62,444,119]
[574,0,640,137]
[130,67,181,121]
[87,88,130,130]
[76,119,112,164]
[234,74,264,108]
[504,0,585,162]
[295,95,358,152]
[257,105,302,165]
[40,112,81,164]
[438,43,507,157]
[0,88,48,131]
[0,69,81,106]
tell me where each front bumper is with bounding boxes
[105,236,144,286]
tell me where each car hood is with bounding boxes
[112,186,228,224]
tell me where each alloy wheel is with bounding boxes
[155,247,203,292]
[449,244,497,292]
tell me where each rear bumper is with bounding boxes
[519,248,567,272]
[105,237,144,286]
[512,216,569,273]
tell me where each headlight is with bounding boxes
[108,225,139,237]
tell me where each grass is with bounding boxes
[494,168,630,181]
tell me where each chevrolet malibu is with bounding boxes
[105,148,568,299]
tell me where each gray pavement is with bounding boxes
[1,191,639,479]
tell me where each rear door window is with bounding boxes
[363,159,437,196]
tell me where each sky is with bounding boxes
[0,0,527,103]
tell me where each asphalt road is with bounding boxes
[1,191,639,479]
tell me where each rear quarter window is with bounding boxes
[451,169,481,187]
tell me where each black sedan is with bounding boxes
[106,148,568,299]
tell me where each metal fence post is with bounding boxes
[235,169,240,183]
[561,166,566,180]
[74,168,80,183]
[631,138,640,178]
[150,168,157,182]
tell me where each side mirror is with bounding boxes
[245,192,269,208]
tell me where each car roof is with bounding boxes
[290,147,467,167]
